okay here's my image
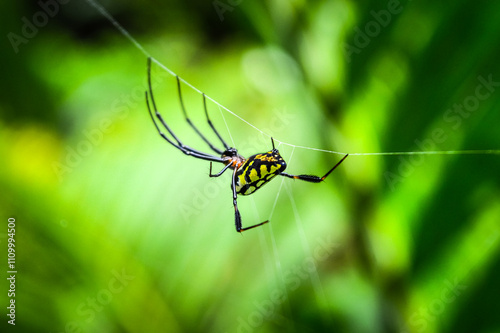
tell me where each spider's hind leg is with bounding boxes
[230,167,269,233]
[280,154,348,182]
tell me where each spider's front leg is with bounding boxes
[231,167,269,233]
[209,162,231,177]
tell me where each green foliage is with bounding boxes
[1,0,499,332]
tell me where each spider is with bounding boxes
[145,57,348,233]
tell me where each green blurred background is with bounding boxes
[1,0,500,332]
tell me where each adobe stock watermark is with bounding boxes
[228,236,339,333]
[51,71,165,182]
[384,74,500,191]
[177,107,296,223]
[51,268,135,333]
[213,0,244,22]
[399,277,467,333]
[343,0,409,63]
[7,0,71,54]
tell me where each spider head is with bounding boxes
[221,148,245,167]
[221,147,239,158]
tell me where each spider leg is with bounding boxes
[147,59,185,148]
[209,162,232,177]
[280,154,348,183]
[146,58,224,163]
[145,92,223,162]
[231,167,269,233]
[176,76,226,154]
[202,93,230,151]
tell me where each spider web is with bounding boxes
[86,0,500,159]
[85,0,500,329]
[86,0,340,322]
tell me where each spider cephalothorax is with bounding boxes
[221,148,245,169]
[145,57,348,232]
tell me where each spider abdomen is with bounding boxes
[235,150,287,196]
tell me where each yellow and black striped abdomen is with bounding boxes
[235,150,287,196]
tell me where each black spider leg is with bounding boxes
[280,154,349,183]
[209,162,269,233]
[202,93,230,151]
[208,162,232,177]
[176,75,226,154]
[146,57,223,163]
